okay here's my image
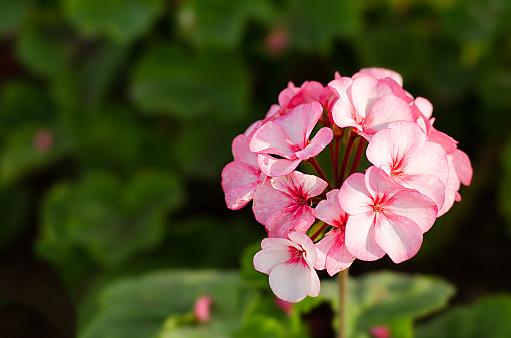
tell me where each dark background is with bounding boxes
[0,0,510,337]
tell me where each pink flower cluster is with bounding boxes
[221,68,473,303]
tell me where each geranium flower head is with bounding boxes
[253,232,320,302]
[250,102,333,177]
[339,166,437,263]
[314,189,355,276]
[253,171,327,238]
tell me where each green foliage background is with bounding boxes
[1,0,511,337]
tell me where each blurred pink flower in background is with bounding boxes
[194,296,213,323]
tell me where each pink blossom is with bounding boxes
[314,190,355,276]
[221,134,264,210]
[329,75,414,140]
[194,296,213,323]
[366,121,449,211]
[253,171,327,238]
[250,102,334,177]
[33,129,54,153]
[369,326,390,338]
[339,166,438,263]
[253,232,320,302]
[265,27,289,56]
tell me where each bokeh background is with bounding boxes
[1,0,511,337]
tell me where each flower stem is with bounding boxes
[309,158,331,188]
[310,222,327,242]
[349,138,367,175]
[338,269,348,338]
[338,132,356,186]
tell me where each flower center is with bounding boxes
[373,202,384,213]
[288,246,307,265]
[391,168,405,177]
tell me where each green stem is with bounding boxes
[309,158,331,188]
[338,269,348,338]
[338,132,356,186]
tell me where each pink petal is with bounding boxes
[271,171,327,198]
[232,134,259,168]
[221,161,260,210]
[257,154,301,177]
[308,268,321,297]
[397,173,445,212]
[374,212,423,263]
[452,149,473,186]
[315,228,355,276]
[338,173,373,215]
[328,77,353,106]
[276,102,323,145]
[355,67,403,87]
[364,95,413,136]
[261,237,296,249]
[385,189,438,233]
[253,245,292,274]
[350,76,392,118]
[265,104,281,118]
[315,189,346,226]
[366,123,427,177]
[244,120,263,137]
[345,212,385,261]
[252,181,290,225]
[250,121,294,157]
[404,141,449,185]
[428,126,458,154]
[437,156,461,217]
[330,78,360,130]
[295,127,334,160]
[288,231,317,265]
[414,97,433,119]
[364,166,404,201]
[269,262,316,302]
[266,205,316,238]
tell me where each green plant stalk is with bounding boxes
[338,269,348,338]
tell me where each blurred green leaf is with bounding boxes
[79,43,129,107]
[63,0,164,44]
[0,0,31,35]
[285,0,361,52]
[233,315,288,338]
[318,271,455,338]
[38,170,185,268]
[0,81,54,133]
[163,216,259,269]
[79,270,247,338]
[240,242,267,288]
[131,44,249,122]
[0,125,68,188]
[69,105,145,171]
[416,295,511,338]
[177,0,274,49]
[0,188,29,249]
[16,24,72,79]
[175,120,239,179]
